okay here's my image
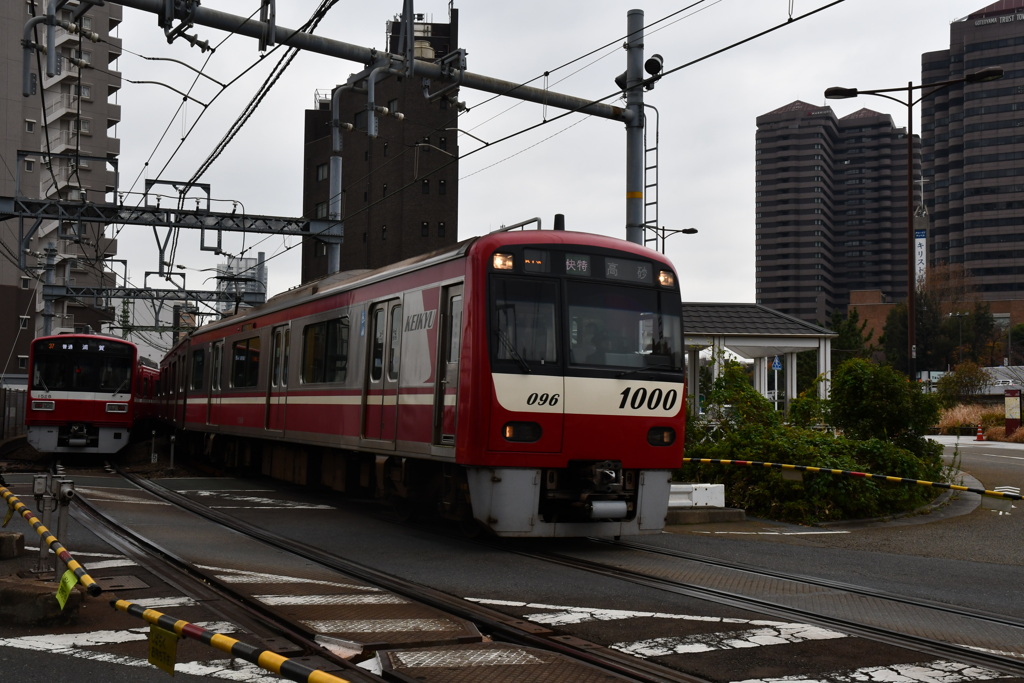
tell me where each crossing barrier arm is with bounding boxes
[681,458,1024,501]
[0,484,103,596]
[112,599,350,683]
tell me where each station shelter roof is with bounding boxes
[682,302,836,358]
[681,303,837,408]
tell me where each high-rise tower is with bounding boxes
[1,2,123,382]
[923,2,1024,306]
[755,102,919,323]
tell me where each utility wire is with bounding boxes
[223,0,852,283]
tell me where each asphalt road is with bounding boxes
[1,435,1021,682]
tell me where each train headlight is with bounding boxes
[647,427,676,446]
[106,403,129,414]
[31,400,55,411]
[658,270,675,287]
[492,252,514,270]
[503,421,542,442]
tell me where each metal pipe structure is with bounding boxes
[624,10,645,245]
[825,67,1003,380]
[112,0,632,124]
[89,1,659,266]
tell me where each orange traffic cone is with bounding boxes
[976,424,985,441]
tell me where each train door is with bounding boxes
[207,341,223,426]
[434,285,462,446]
[362,299,402,446]
[265,325,289,432]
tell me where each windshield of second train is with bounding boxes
[31,340,134,393]
[567,281,683,371]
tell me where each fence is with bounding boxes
[1,387,26,439]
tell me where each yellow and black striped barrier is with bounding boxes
[0,485,103,597]
[681,458,1024,501]
[112,599,350,682]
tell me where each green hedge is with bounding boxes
[683,360,945,524]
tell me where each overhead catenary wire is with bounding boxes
[198,0,855,289]
[49,0,850,350]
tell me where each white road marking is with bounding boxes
[0,622,287,681]
[74,487,172,505]
[190,490,335,510]
[198,564,383,591]
[256,594,409,606]
[468,598,797,627]
[731,659,1010,683]
[302,618,459,633]
[612,623,847,656]
[82,558,138,570]
[128,596,199,609]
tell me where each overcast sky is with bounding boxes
[111,0,987,311]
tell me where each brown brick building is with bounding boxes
[301,9,460,281]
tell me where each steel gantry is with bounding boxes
[10,0,668,339]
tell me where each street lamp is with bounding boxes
[825,67,1003,381]
[655,226,698,254]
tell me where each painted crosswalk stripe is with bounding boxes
[256,593,409,606]
[731,659,1010,683]
[612,623,847,656]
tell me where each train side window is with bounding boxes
[272,330,284,387]
[232,337,261,388]
[370,307,385,382]
[191,349,205,391]
[388,305,402,380]
[301,317,349,384]
[211,342,222,391]
[448,295,462,362]
[283,329,290,386]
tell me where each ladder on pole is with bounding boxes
[642,105,662,252]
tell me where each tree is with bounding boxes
[796,308,878,398]
[829,358,940,455]
[934,361,992,407]
[1003,323,1024,367]
[829,307,877,364]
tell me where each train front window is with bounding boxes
[31,340,134,393]
[567,281,682,370]
[491,278,559,369]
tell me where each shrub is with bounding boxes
[680,427,941,524]
[683,358,944,525]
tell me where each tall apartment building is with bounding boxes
[922,0,1024,321]
[301,9,460,281]
[1,1,122,382]
[755,101,920,323]
[216,253,268,316]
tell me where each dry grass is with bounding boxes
[937,403,1021,441]
[984,425,1024,443]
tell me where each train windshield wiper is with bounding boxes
[497,330,531,373]
[111,378,130,395]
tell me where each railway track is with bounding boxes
[37,465,1023,682]
[71,470,709,683]
[496,536,1024,677]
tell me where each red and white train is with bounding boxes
[26,334,159,454]
[160,224,686,537]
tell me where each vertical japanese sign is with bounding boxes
[915,229,927,286]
